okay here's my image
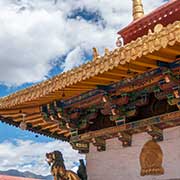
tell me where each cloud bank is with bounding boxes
[0,0,165,85]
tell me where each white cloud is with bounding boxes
[0,139,84,175]
[61,46,85,72]
[0,0,166,86]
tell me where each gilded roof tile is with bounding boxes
[0,21,179,109]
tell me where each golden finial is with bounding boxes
[93,47,100,60]
[104,48,110,56]
[132,0,144,21]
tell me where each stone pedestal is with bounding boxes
[86,126,180,180]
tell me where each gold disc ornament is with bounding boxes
[140,140,164,176]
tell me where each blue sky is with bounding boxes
[0,0,166,175]
[0,122,52,143]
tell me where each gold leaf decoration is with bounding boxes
[154,24,164,33]
[140,140,164,176]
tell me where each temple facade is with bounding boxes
[0,0,179,180]
[86,126,180,180]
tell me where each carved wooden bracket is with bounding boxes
[71,142,89,154]
[168,98,180,110]
[118,132,132,147]
[147,125,163,142]
[92,138,106,152]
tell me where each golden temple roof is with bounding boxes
[0,21,179,110]
[0,0,180,141]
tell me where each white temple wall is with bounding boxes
[86,126,180,180]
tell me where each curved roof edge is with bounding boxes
[0,21,180,109]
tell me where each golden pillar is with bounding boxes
[132,0,144,21]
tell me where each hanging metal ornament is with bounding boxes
[19,113,27,130]
[116,36,124,47]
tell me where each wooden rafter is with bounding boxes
[13,113,41,122]
[161,46,180,55]
[41,124,58,130]
[132,58,158,68]
[57,130,69,135]
[0,106,40,115]
[118,64,146,73]
[145,54,175,63]
[25,118,43,124]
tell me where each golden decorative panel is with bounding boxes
[140,140,164,176]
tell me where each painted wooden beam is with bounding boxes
[71,110,180,142]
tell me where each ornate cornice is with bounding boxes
[0,21,179,109]
[70,110,180,143]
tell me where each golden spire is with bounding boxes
[132,0,144,21]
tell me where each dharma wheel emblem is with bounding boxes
[140,140,164,176]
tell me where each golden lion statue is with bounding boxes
[46,151,80,180]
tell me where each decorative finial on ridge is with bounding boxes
[92,47,100,60]
[104,48,110,56]
[132,0,144,21]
